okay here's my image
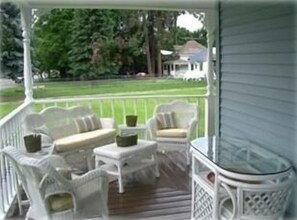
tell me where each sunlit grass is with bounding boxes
[0,79,207,132]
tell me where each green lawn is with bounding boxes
[0,79,207,136]
[0,79,206,102]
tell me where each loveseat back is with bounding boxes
[24,106,97,141]
[154,100,198,129]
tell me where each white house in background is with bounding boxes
[162,40,214,80]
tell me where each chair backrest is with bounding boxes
[154,100,198,129]
[1,146,52,217]
[23,106,94,140]
[1,147,75,218]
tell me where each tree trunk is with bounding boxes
[59,67,68,78]
[173,12,178,45]
[156,11,163,77]
[143,12,153,76]
[157,50,162,76]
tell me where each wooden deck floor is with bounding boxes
[108,151,192,219]
[8,151,192,220]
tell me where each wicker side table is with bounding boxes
[94,139,159,193]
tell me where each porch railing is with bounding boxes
[0,94,206,219]
[0,101,33,219]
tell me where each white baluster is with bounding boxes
[111,100,115,119]
[122,100,126,124]
[144,99,148,122]
[134,99,137,115]
[100,101,103,117]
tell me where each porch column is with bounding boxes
[20,5,33,102]
[204,10,216,137]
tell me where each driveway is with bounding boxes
[0,79,16,90]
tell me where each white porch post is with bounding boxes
[204,10,216,137]
[20,5,33,102]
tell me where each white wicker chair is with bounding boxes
[219,174,294,220]
[146,100,198,165]
[1,146,109,220]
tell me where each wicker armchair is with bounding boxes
[146,100,198,165]
[1,146,109,220]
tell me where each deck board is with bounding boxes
[7,151,192,220]
[108,152,191,219]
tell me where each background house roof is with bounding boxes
[189,47,216,63]
[179,40,205,55]
[189,49,207,62]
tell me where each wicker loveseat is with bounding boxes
[23,106,116,169]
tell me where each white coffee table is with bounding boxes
[94,139,159,193]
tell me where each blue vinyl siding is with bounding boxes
[219,1,297,217]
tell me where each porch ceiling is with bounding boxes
[8,0,215,11]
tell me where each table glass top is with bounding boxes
[191,136,292,175]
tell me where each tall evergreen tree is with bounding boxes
[0,3,23,80]
[33,9,74,79]
[68,9,118,79]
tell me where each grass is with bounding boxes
[0,79,206,102]
[0,79,207,136]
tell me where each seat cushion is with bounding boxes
[54,128,116,152]
[48,193,74,212]
[156,128,187,138]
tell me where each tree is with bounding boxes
[68,9,120,79]
[192,28,207,47]
[0,3,23,80]
[32,9,202,80]
[143,10,184,76]
[175,27,193,45]
[33,9,74,79]
[110,10,145,75]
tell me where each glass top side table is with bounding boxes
[191,136,292,178]
[190,136,294,220]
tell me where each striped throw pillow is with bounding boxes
[74,114,102,133]
[156,112,176,129]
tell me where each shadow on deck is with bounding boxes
[7,152,192,220]
[108,151,192,219]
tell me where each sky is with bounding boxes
[177,12,203,32]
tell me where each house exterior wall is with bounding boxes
[219,1,297,217]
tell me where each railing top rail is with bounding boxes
[34,94,207,104]
[0,101,32,128]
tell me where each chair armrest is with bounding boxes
[187,119,198,139]
[71,169,108,187]
[146,117,158,140]
[42,154,70,170]
[100,118,117,129]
